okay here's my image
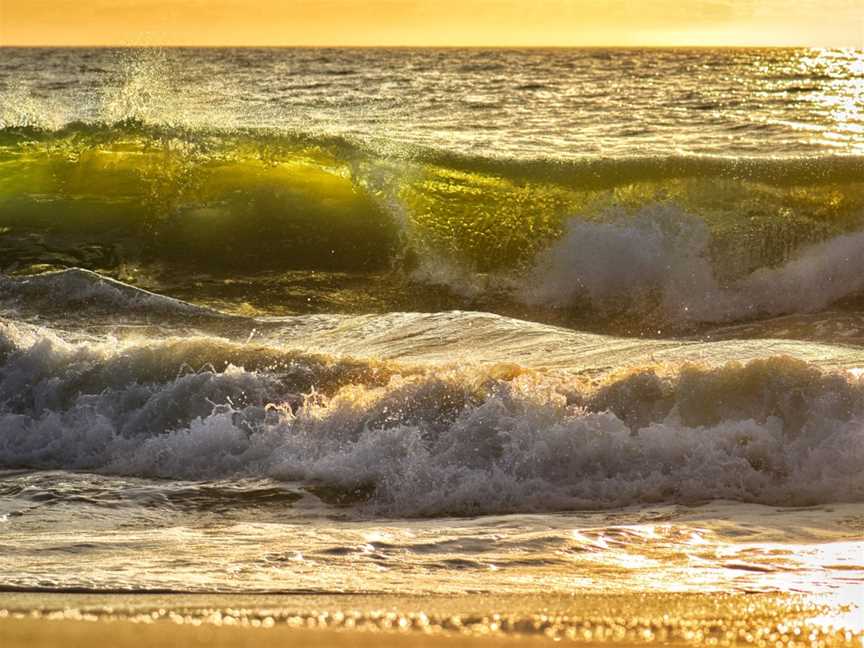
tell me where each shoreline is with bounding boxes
[0,617,552,648]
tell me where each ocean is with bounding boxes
[0,47,863,643]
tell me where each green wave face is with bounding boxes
[0,124,399,275]
[2,122,864,285]
[403,154,864,278]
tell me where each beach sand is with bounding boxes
[1,591,861,647]
[1,616,551,648]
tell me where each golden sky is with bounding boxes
[1,0,862,47]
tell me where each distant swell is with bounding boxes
[1,317,862,516]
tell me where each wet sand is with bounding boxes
[2,617,551,648]
[1,591,861,647]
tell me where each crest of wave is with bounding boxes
[520,204,864,323]
[0,82,69,130]
[99,48,241,130]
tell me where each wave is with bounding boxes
[0,268,222,320]
[519,207,864,324]
[2,121,864,325]
[3,269,863,366]
[0,122,401,274]
[1,316,863,516]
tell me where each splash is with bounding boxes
[2,315,863,516]
[522,205,864,323]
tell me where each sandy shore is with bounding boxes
[1,616,555,648]
[1,591,861,647]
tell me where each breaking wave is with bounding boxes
[2,121,864,325]
[520,207,864,324]
[1,316,863,516]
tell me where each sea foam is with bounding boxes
[521,205,864,323]
[1,317,863,516]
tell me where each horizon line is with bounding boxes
[0,43,845,50]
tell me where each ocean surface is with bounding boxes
[0,47,863,630]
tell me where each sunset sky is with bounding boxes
[1,0,862,47]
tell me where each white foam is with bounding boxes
[521,205,864,323]
[1,319,863,516]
